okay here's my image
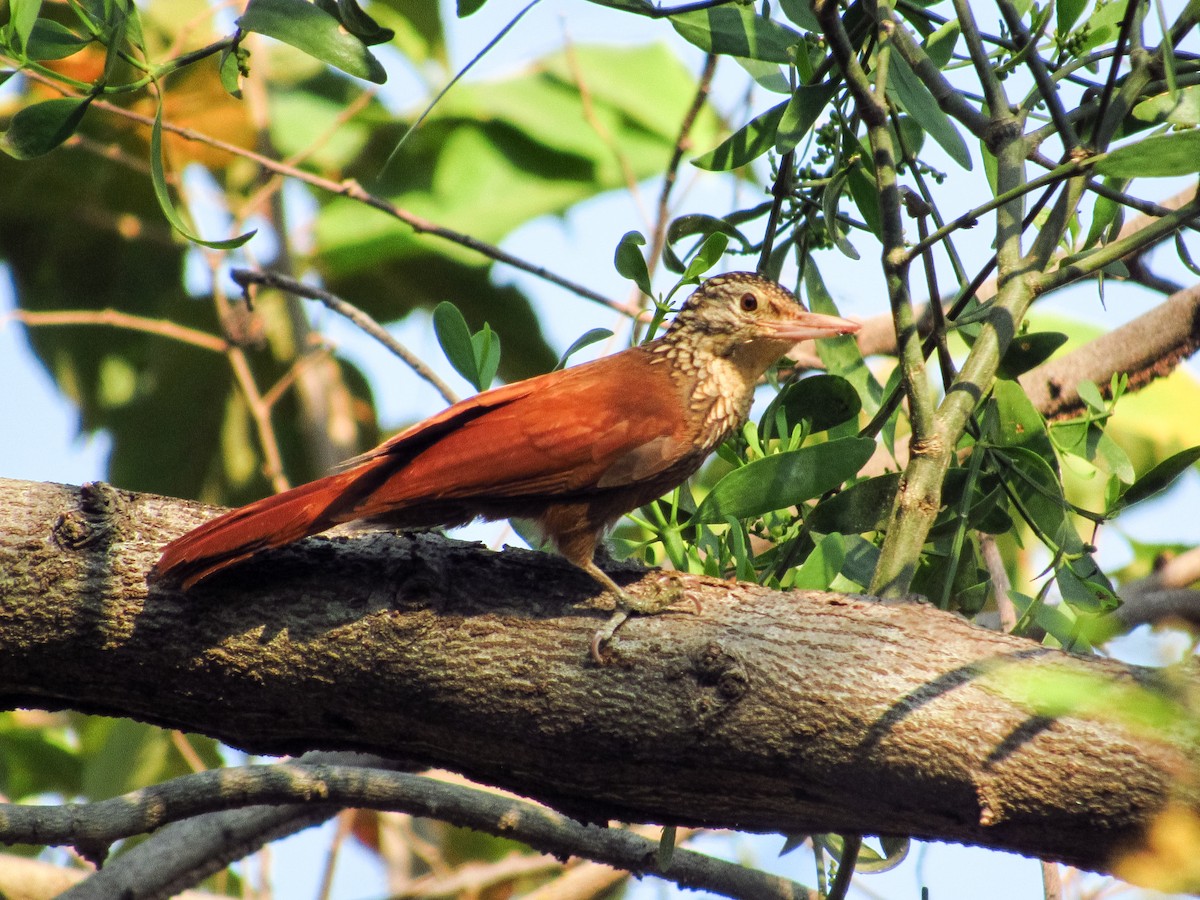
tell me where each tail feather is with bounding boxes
[152,469,363,589]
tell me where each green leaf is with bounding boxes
[807,473,900,534]
[24,19,92,60]
[1096,130,1200,178]
[149,102,256,250]
[1115,445,1200,511]
[761,373,862,436]
[1082,179,1125,249]
[682,231,727,281]
[790,532,846,589]
[885,52,971,169]
[692,100,787,171]
[457,0,488,14]
[0,96,91,159]
[923,19,960,69]
[219,44,246,98]
[996,445,1087,557]
[804,261,882,416]
[556,328,613,370]
[856,837,910,874]
[997,331,1067,379]
[1076,379,1105,413]
[670,5,800,63]
[1132,85,1200,127]
[7,0,43,55]
[775,82,837,154]
[662,214,750,274]
[1056,0,1088,37]
[846,161,883,239]
[239,0,387,83]
[693,437,875,524]
[1057,557,1119,615]
[315,0,394,45]
[471,325,500,390]
[433,300,479,388]
[615,230,652,296]
[775,0,818,31]
[989,379,1057,470]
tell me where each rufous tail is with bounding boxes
[151,469,364,590]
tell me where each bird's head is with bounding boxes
[665,272,860,375]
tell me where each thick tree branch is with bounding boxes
[0,478,1197,880]
[1020,283,1200,421]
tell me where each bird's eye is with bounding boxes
[740,292,758,312]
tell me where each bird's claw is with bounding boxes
[589,577,693,665]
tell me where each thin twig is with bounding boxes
[16,68,625,315]
[0,762,818,900]
[648,52,718,280]
[225,346,291,493]
[4,308,229,353]
[232,269,460,406]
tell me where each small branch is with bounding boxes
[1020,282,1200,421]
[900,159,1091,265]
[996,0,1078,150]
[4,309,229,354]
[232,269,460,406]
[18,70,624,315]
[884,15,991,138]
[952,0,1011,119]
[3,763,816,900]
[648,53,718,280]
[1034,193,1200,295]
[224,347,291,494]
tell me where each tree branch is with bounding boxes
[0,478,1196,880]
[1020,283,1200,421]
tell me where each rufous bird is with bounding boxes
[152,272,860,657]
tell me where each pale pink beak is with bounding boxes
[767,310,861,343]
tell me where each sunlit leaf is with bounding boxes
[1132,85,1200,127]
[7,0,44,55]
[1096,130,1200,178]
[692,100,786,171]
[683,232,728,281]
[775,82,837,154]
[885,52,972,170]
[1115,445,1200,511]
[239,0,387,83]
[693,437,875,523]
[149,102,256,249]
[790,532,846,589]
[670,5,800,63]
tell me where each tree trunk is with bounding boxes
[0,477,1194,874]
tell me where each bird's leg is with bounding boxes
[545,516,687,662]
[579,560,691,663]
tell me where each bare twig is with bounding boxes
[16,68,624,315]
[232,269,460,406]
[2,762,817,900]
[4,309,228,354]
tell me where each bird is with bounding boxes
[152,272,860,657]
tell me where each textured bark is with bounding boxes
[0,477,1196,874]
[1020,282,1200,421]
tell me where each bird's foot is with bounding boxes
[589,573,693,664]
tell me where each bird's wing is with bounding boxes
[342,348,695,518]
